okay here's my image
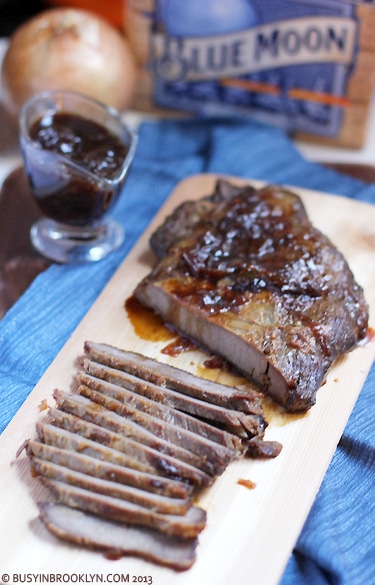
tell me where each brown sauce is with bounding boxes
[38,398,48,412]
[161,336,197,356]
[103,549,123,561]
[202,355,227,369]
[359,326,375,347]
[237,478,257,490]
[125,295,200,356]
[125,295,175,343]
[27,112,129,226]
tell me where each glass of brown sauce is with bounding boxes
[19,90,137,263]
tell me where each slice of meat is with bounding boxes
[246,436,283,459]
[37,421,151,470]
[83,340,263,413]
[27,440,192,499]
[38,503,198,571]
[134,180,369,412]
[78,386,237,476]
[38,420,212,487]
[78,375,247,461]
[48,408,194,496]
[81,361,264,443]
[53,390,220,482]
[30,457,191,515]
[77,370,247,442]
[37,420,141,470]
[41,479,207,538]
[48,408,156,475]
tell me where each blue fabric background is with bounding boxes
[1,117,374,584]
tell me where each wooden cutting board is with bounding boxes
[0,174,374,585]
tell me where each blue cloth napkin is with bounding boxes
[1,117,374,584]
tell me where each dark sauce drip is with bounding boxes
[203,355,227,369]
[161,336,197,356]
[125,295,175,342]
[237,478,257,490]
[359,327,375,347]
[103,549,123,561]
[125,295,198,356]
[27,112,129,226]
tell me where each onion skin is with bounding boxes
[1,8,137,119]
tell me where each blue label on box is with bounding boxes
[147,0,359,137]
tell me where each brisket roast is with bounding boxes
[135,179,369,412]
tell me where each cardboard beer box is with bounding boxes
[125,0,375,148]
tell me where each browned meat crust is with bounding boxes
[135,179,369,412]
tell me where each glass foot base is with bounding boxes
[30,218,124,263]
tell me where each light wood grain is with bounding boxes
[0,174,374,585]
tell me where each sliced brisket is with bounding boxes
[43,393,213,485]
[38,503,198,570]
[79,364,256,445]
[30,457,191,515]
[27,439,192,498]
[41,479,207,538]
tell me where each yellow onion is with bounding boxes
[1,8,137,119]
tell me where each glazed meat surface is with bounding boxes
[135,179,369,412]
